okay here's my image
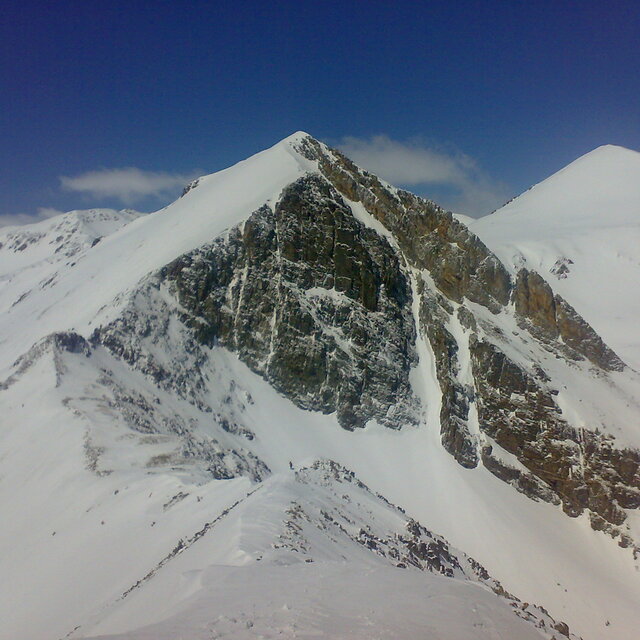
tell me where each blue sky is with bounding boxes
[1,0,639,223]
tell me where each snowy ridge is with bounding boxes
[75,461,578,640]
[0,133,316,371]
[0,208,142,316]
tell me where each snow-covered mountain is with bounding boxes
[1,134,639,640]
[471,144,640,370]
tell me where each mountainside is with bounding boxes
[1,134,639,640]
[471,144,640,370]
[0,208,142,317]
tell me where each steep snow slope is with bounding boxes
[472,145,640,369]
[1,134,639,640]
[0,134,314,371]
[0,341,588,640]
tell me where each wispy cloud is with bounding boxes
[60,167,194,205]
[338,135,510,217]
[0,207,64,229]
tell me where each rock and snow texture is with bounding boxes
[1,133,639,640]
[0,208,143,314]
[76,462,578,640]
[471,144,640,370]
[0,137,314,366]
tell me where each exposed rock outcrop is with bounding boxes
[297,137,513,313]
[417,283,479,468]
[162,175,420,431]
[514,269,625,371]
[470,337,640,535]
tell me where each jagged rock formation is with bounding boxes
[470,336,640,538]
[161,175,420,430]
[300,137,512,312]
[514,269,625,371]
[287,136,639,538]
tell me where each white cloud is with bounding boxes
[60,167,193,205]
[338,135,510,217]
[0,207,64,229]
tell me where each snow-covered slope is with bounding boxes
[0,208,142,316]
[472,145,640,369]
[0,338,595,640]
[0,135,313,370]
[1,134,639,640]
[78,461,575,640]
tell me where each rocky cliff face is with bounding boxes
[161,174,420,431]
[302,139,512,311]
[513,269,625,371]
[82,134,639,544]
[307,138,640,538]
[470,336,639,540]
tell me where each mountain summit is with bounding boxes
[472,143,640,369]
[1,134,639,640]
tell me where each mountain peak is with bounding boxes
[4,132,640,640]
[585,142,638,156]
[563,142,640,175]
[279,130,313,144]
[472,140,640,370]
[475,142,640,231]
